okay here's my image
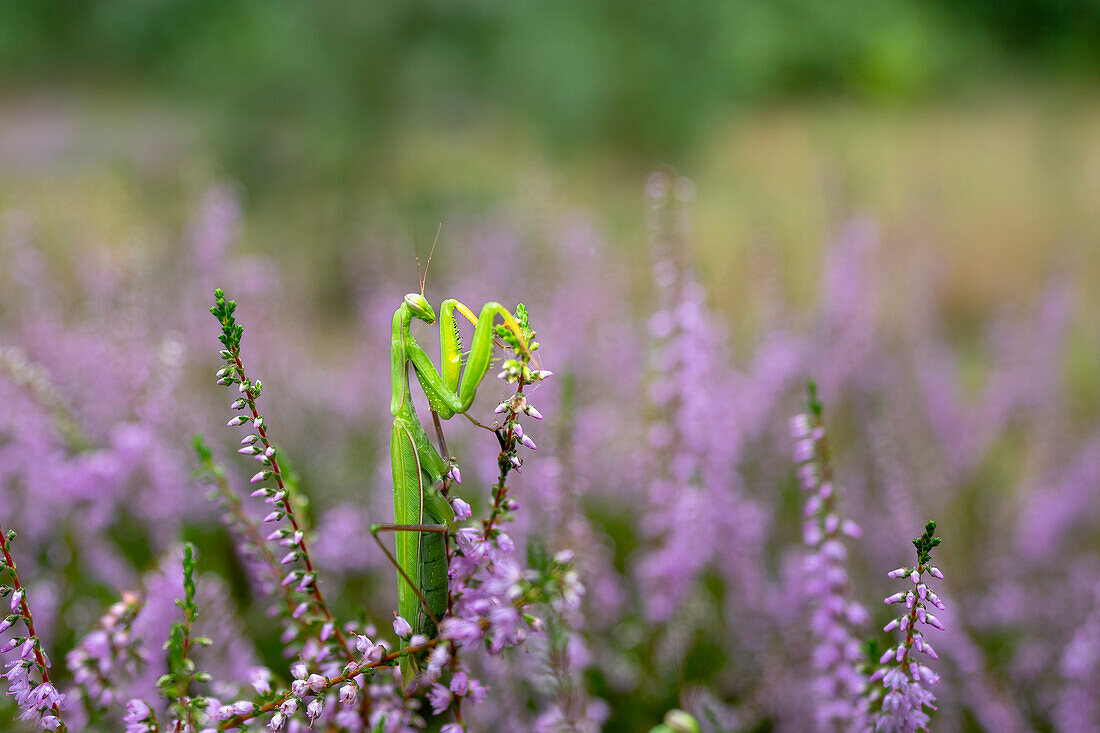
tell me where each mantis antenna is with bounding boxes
[416,222,444,297]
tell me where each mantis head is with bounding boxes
[404,293,436,324]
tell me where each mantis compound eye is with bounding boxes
[404,293,436,324]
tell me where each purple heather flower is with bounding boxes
[123,698,153,729]
[441,617,483,649]
[467,677,489,704]
[392,615,413,638]
[428,682,452,714]
[231,700,255,715]
[452,498,472,521]
[250,667,272,695]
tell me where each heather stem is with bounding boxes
[194,439,314,641]
[211,289,355,664]
[230,355,352,658]
[160,544,208,732]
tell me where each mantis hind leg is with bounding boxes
[371,521,448,690]
[369,523,449,633]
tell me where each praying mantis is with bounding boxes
[370,287,532,686]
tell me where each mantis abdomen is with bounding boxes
[391,418,449,681]
[415,506,447,639]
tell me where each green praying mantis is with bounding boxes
[370,277,533,686]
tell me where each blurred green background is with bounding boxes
[2,0,1100,319]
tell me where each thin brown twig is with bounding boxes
[217,638,443,729]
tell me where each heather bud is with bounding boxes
[452,498,472,520]
[393,616,413,638]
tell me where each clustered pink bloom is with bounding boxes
[66,592,144,711]
[435,345,565,719]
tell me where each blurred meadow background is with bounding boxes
[3,2,1100,731]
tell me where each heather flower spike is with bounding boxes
[791,380,870,730]
[0,522,65,731]
[210,290,355,665]
[873,520,945,732]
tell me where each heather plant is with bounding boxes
[1,173,1099,730]
[203,289,572,731]
[1,282,579,731]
